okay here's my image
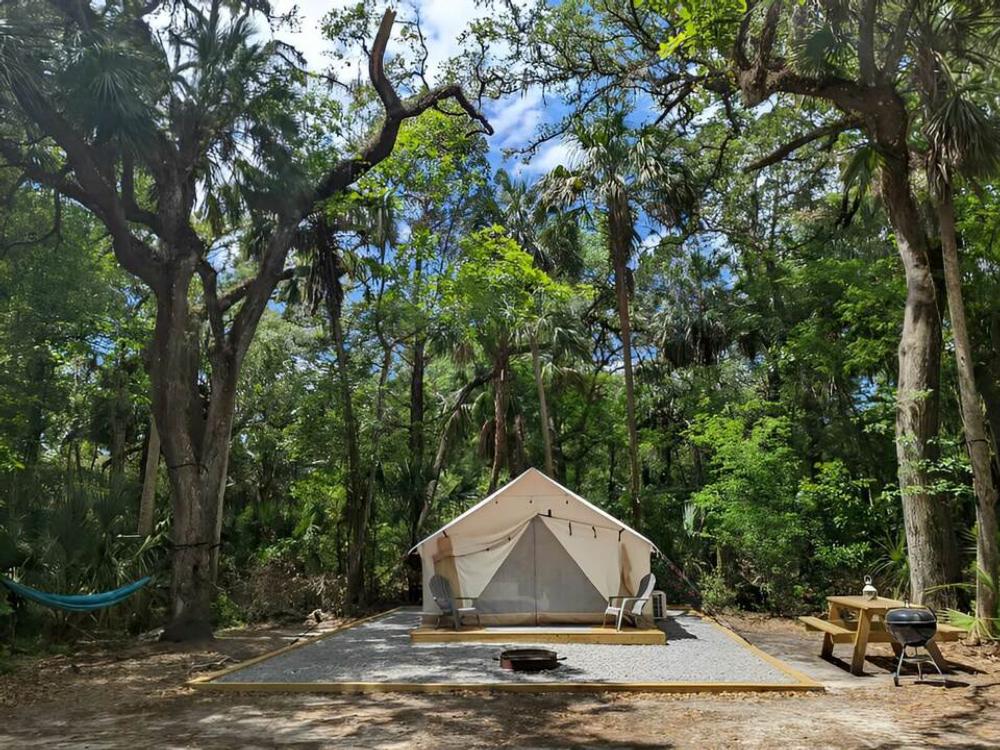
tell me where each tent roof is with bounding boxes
[410,467,660,555]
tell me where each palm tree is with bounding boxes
[514,292,589,478]
[495,170,585,278]
[650,251,733,369]
[287,192,397,606]
[493,170,586,478]
[542,113,694,527]
[916,10,1000,637]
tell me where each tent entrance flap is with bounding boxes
[476,516,606,624]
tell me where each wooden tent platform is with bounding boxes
[190,609,822,694]
[409,623,666,645]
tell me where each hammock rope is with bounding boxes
[1,576,152,613]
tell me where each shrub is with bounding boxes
[699,570,738,611]
[688,404,808,610]
[228,551,346,622]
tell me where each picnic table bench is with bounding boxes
[799,595,966,676]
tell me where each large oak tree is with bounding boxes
[0,0,490,639]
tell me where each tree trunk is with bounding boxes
[975,311,1000,479]
[108,360,130,480]
[357,342,393,600]
[936,184,998,635]
[531,337,555,477]
[879,156,958,607]
[22,351,49,466]
[551,406,566,484]
[209,426,231,585]
[152,263,240,642]
[408,336,426,548]
[607,441,617,501]
[319,247,367,606]
[608,198,642,528]
[489,341,510,493]
[137,414,160,536]
[162,462,225,641]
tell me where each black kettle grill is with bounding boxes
[884,607,942,686]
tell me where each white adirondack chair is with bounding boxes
[603,573,656,631]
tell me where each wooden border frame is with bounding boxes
[188,608,823,695]
[190,679,820,695]
[409,626,666,645]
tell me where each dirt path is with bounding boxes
[3,616,999,749]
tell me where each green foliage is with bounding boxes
[650,0,747,60]
[689,403,810,609]
[699,570,739,611]
[212,590,245,629]
[4,0,1000,645]
[0,467,165,632]
[443,226,567,346]
[798,461,894,590]
[287,472,346,574]
[872,530,911,600]
[943,566,1000,642]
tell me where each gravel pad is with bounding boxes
[214,609,797,686]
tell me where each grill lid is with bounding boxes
[885,607,936,625]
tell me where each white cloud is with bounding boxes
[638,232,663,256]
[415,0,483,78]
[268,0,486,81]
[268,0,343,72]
[525,138,576,175]
[486,89,544,148]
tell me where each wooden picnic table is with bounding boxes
[799,595,964,676]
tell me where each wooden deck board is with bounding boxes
[409,625,666,645]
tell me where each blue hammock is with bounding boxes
[1,576,152,613]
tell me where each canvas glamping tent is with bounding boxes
[412,468,660,625]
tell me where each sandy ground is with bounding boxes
[2,612,1000,749]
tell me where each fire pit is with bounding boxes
[497,648,564,671]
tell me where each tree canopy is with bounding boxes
[2,0,1000,645]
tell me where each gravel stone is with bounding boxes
[215,608,797,686]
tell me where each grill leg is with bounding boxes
[893,646,906,687]
[925,640,948,673]
[916,655,923,682]
[927,649,944,682]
